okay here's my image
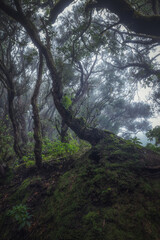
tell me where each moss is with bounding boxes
[10,176,42,204]
[1,137,160,239]
[35,151,159,239]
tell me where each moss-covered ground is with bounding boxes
[0,136,160,240]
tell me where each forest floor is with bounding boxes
[0,136,160,240]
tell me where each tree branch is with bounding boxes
[48,0,74,24]
[113,62,160,78]
[86,0,160,38]
[151,0,159,15]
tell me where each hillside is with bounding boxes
[0,135,160,240]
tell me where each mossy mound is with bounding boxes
[0,137,160,240]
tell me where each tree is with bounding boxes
[31,53,43,168]
[0,37,24,158]
[0,0,159,152]
[146,126,160,146]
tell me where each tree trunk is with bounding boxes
[151,0,159,15]
[52,87,108,145]
[0,164,5,177]
[16,97,28,146]
[31,53,43,168]
[0,57,23,159]
[8,85,23,159]
[60,120,69,142]
[20,114,28,145]
[39,47,107,145]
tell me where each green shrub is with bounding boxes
[7,204,32,230]
[42,138,79,160]
[130,137,142,145]
[62,95,72,109]
[22,153,35,168]
[124,137,142,150]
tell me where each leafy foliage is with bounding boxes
[42,138,79,161]
[121,137,143,151]
[18,135,80,166]
[8,204,31,230]
[62,95,72,109]
[22,155,35,168]
[145,143,160,153]
[146,126,160,146]
[130,137,143,146]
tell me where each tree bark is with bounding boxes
[60,120,69,143]
[8,89,23,159]
[86,0,160,38]
[31,53,43,168]
[16,97,28,146]
[151,0,159,15]
[19,114,28,145]
[0,164,5,177]
[0,60,23,159]
[48,0,74,24]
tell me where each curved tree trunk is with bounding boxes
[31,53,43,168]
[41,48,108,145]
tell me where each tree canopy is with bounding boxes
[0,0,160,167]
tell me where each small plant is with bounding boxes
[125,137,142,149]
[22,154,35,168]
[8,204,32,230]
[42,138,79,161]
[62,95,72,109]
[130,137,142,145]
